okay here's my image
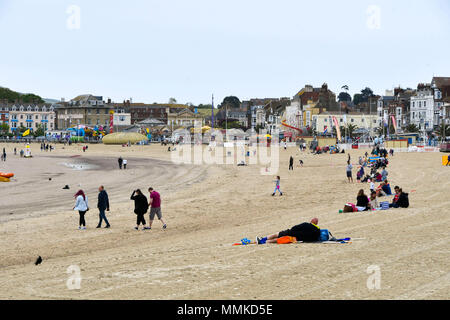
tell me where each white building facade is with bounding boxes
[410,86,435,131]
[8,104,56,133]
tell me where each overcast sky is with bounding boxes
[1,0,449,105]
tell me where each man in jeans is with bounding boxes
[148,187,167,230]
[97,185,111,228]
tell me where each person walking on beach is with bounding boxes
[272,176,283,196]
[289,156,294,171]
[97,186,111,229]
[123,159,128,170]
[346,161,353,183]
[118,157,123,169]
[447,154,450,166]
[148,187,167,230]
[130,189,149,230]
[73,190,89,230]
[2,148,6,162]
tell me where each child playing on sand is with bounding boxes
[272,176,283,196]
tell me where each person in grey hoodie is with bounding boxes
[97,186,111,228]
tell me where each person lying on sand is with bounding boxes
[256,218,321,244]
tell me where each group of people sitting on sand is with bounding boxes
[344,184,409,212]
[344,149,410,212]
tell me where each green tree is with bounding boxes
[405,124,419,133]
[0,123,9,135]
[168,97,177,104]
[197,104,213,109]
[353,93,363,105]
[220,96,241,110]
[344,124,358,139]
[0,87,44,103]
[437,124,450,137]
[353,87,375,105]
[221,120,242,129]
[33,124,45,137]
[338,92,352,102]
[361,87,374,100]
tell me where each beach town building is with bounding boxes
[0,104,8,125]
[377,94,395,128]
[410,84,436,132]
[302,100,325,128]
[393,87,416,129]
[293,83,339,112]
[314,111,378,136]
[431,77,450,126]
[167,107,205,128]
[247,105,266,130]
[4,103,56,133]
[55,95,113,130]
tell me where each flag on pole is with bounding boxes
[22,129,30,137]
[324,126,328,134]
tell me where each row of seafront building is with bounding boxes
[243,77,450,138]
[0,77,449,138]
[0,95,205,135]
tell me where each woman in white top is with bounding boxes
[73,190,89,230]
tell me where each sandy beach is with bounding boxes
[0,142,449,300]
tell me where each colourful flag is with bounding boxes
[324,126,328,134]
[391,115,397,133]
[332,116,341,141]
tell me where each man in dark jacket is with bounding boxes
[257,218,321,244]
[289,156,294,171]
[395,189,409,208]
[131,189,149,230]
[97,186,111,228]
[118,157,123,169]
